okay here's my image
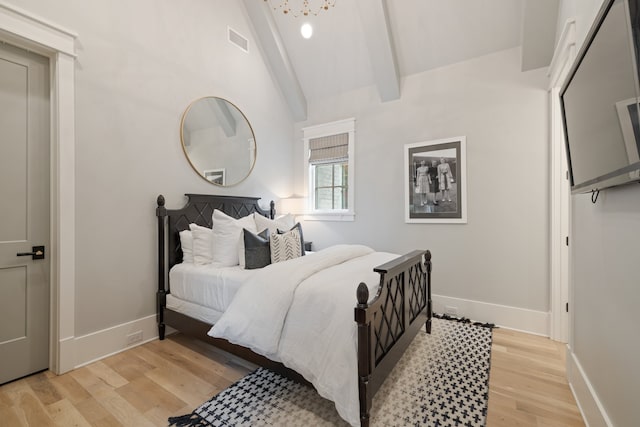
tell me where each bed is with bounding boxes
[156,193,432,426]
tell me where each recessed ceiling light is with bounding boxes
[301,23,313,39]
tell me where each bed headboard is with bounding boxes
[156,193,275,281]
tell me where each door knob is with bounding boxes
[16,245,45,260]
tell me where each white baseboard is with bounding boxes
[567,348,613,427]
[73,314,159,368]
[66,297,546,370]
[56,336,76,374]
[433,294,549,336]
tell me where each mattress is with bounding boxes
[168,263,256,313]
[166,294,224,325]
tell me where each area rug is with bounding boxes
[168,317,493,426]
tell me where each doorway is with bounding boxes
[0,3,77,375]
[548,19,576,343]
[0,42,50,384]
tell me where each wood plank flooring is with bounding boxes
[0,327,585,426]
[487,328,584,426]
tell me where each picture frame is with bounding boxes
[404,137,467,223]
[203,168,226,185]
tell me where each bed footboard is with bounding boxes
[354,250,432,427]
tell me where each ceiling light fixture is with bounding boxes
[264,0,337,18]
[300,22,313,39]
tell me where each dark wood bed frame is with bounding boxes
[156,193,432,426]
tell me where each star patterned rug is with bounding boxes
[168,316,493,426]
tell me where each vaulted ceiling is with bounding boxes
[242,0,559,121]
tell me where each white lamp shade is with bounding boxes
[279,197,306,215]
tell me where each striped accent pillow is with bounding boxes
[276,223,305,256]
[270,228,302,263]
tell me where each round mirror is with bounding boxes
[181,97,256,186]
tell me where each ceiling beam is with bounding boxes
[242,0,307,121]
[356,0,400,102]
[210,98,236,137]
[521,0,560,71]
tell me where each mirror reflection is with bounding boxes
[181,97,256,186]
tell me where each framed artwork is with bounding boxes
[203,168,226,185]
[404,137,467,223]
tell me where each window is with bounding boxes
[313,162,348,210]
[303,118,355,221]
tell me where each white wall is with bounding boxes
[293,47,551,318]
[557,1,640,426]
[571,189,640,427]
[7,0,295,338]
[556,0,603,47]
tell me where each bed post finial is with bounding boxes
[425,249,432,274]
[157,194,165,207]
[356,282,369,307]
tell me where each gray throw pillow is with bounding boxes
[243,228,271,269]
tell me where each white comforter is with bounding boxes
[208,244,397,427]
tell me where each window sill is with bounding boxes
[302,212,355,222]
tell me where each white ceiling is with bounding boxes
[270,0,377,101]
[243,0,559,120]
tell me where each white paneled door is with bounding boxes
[0,42,50,384]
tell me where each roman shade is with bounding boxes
[308,133,348,164]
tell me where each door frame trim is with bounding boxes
[547,18,576,343]
[0,2,76,374]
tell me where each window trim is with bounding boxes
[302,118,355,221]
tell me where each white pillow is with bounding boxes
[179,230,194,264]
[254,213,295,235]
[212,210,257,267]
[189,223,214,265]
[270,227,302,263]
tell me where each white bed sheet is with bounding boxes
[165,294,224,325]
[169,263,256,313]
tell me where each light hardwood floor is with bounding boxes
[487,328,584,426]
[0,327,585,426]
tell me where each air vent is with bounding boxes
[228,27,249,53]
